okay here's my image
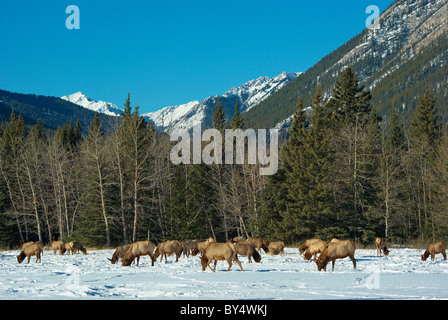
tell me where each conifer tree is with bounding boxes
[212,97,226,131]
[408,87,440,240]
[230,100,244,130]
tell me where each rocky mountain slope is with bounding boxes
[243,0,448,131]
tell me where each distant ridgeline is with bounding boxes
[0,89,118,133]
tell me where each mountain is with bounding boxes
[142,71,301,132]
[243,0,448,130]
[61,92,123,117]
[0,89,117,132]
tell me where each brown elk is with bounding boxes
[421,242,447,261]
[299,239,323,254]
[17,242,42,264]
[200,242,243,272]
[20,241,44,254]
[234,242,261,263]
[246,237,269,253]
[181,240,198,258]
[267,241,285,256]
[302,239,327,260]
[108,244,131,264]
[154,240,182,262]
[315,240,356,271]
[50,237,64,254]
[192,237,215,256]
[122,241,156,266]
[61,241,87,255]
[375,237,390,256]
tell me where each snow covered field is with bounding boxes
[1,247,447,300]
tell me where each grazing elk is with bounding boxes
[200,242,243,272]
[61,241,87,255]
[108,244,131,264]
[122,241,156,267]
[154,240,182,262]
[17,242,42,264]
[421,242,447,261]
[246,237,269,254]
[315,240,356,271]
[267,241,285,256]
[302,239,327,261]
[20,240,44,254]
[234,242,261,263]
[299,239,323,254]
[375,237,390,256]
[50,237,64,254]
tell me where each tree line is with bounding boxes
[0,67,446,248]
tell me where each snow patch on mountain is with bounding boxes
[61,92,122,117]
[63,71,301,133]
[143,71,301,132]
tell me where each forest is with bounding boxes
[0,67,446,248]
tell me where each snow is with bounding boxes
[61,92,122,117]
[142,71,302,133]
[1,247,447,300]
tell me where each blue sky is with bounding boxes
[0,0,395,113]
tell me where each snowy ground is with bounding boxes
[0,247,447,300]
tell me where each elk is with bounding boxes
[108,244,131,264]
[267,241,285,256]
[315,240,356,271]
[246,237,269,253]
[17,242,42,264]
[421,242,446,261]
[302,239,327,260]
[154,240,182,262]
[375,237,390,256]
[200,242,243,272]
[234,242,261,263]
[122,241,156,267]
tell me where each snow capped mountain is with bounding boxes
[222,72,302,113]
[143,71,301,132]
[62,71,301,133]
[61,92,122,117]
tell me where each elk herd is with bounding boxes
[14,236,447,272]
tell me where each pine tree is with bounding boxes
[278,97,310,242]
[212,97,226,131]
[328,67,376,243]
[408,87,440,240]
[230,100,244,130]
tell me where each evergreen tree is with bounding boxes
[328,67,376,243]
[408,87,441,240]
[230,100,244,130]
[278,97,310,242]
[212,97,226,131]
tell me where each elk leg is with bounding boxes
[350,254,356,269]
[235,257,243,271]
[208,259,215,272]
[443,251,447,260]
[226,258,232,271]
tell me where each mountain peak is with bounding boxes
[61,92,122,117]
